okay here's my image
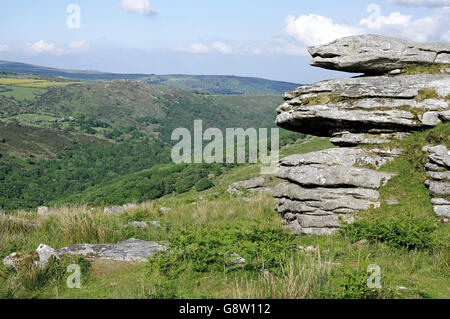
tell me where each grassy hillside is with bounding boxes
[0,76,283,143]
[0,72,293,210]
[142,74,300,94]
[0,61,300,94]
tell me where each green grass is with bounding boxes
[14,113,57,121]
[0,84,46,101]
[401,64,450,75]
[0,125,449,299]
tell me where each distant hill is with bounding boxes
[0,60,300,94]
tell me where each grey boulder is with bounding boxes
[308,34,450,74]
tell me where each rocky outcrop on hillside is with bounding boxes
[309,34,450,74]
[273,148,400,235]
[274,34,450,235]
[424,145,450,222]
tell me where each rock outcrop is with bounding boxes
[228,177,271,193]
[309,34,450,74]
[104,203,139,214]
[277,74,450,143]
[3,239,167,269]
[274,34,449,235]
[424,145,450,221]
[273,148,399,235]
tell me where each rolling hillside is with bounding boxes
[0,60,301,94]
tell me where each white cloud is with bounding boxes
[385,0,450,7]
[25,40,90,55]
[177,40,308,56]
[178,43,211,54]
[283,14,362,46]
[26,40,62,55]
[210,41,233,55]
[119,0,156,16]
[0,44,10,52]
[282,5,450,46]
[360,11,438,42]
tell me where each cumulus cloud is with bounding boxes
[175,4,448,56]
[282,5,450,47]
[283,14,361,46]
[26,40,61,55]
[178,39,308,56]
[119,0,157,16]
[385,0,450,7]
[360,11,438,42]
[25,40,90,55]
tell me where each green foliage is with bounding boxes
[194,178,214,192]
[0,140,170,209]
[324,266,394,299]
[148,226,297,276]
[0,254,90,298]
[53,163,223,206]
[341,213,440,250]
[402,64,450,75]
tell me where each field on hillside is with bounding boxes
[0,61,301,94]
[0,125,448,299]
[0,77,81,101]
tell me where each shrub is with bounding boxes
[194,178,214,192]
[147,226,298,276]
[341,213,440,250]
[323,266,394,299]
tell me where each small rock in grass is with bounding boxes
[225,253,246,266]
[297,245,319,252]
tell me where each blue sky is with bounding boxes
[0,0,449,83]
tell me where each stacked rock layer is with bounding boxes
[274,34,450,235]
[424,145,450,222]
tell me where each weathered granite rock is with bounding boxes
[126,221,161,228]
[37,206,49,217]
[276,165,395,189]
[277,75,450,140]
[308,34,450,74]
[225,253,246,266]
[330,132,410,147]
[228,177,265,193]
[424,145,450,220]
[104,203,139,214]
[3,244,59,270]
[3,239,167,269]
[273,35,449,234]
[273,148,399,235]
[56,239,167,262]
